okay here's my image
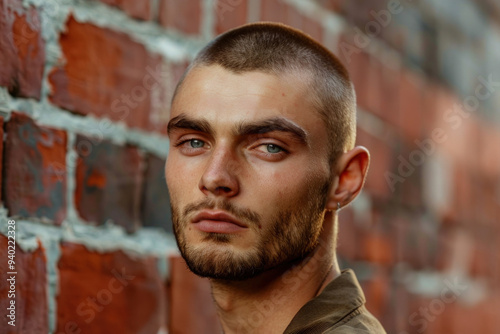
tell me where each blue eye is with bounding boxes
[189,139,205,148]
[266,144,282,153]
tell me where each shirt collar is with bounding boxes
[283,269,366,333]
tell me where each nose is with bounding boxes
[198,145,240,198]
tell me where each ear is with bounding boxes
[325,146,370,211]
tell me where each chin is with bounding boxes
[180,243,269,281]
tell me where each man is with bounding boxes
[165,22,386,333]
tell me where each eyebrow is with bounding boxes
[235,117,309,146]
[167,114,214,136]
[167,113,309,146]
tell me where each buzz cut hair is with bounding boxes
[173,22,356,164]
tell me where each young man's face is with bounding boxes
[165,65,333,280]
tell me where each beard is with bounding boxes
[171,176,331,281]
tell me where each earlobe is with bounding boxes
[325,146,370,211]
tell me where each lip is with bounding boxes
[191,210,247,233]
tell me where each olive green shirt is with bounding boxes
[284,269,386,334]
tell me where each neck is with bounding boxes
[211,212,341,334]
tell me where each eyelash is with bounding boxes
[174,138,207,149]
[174,138,288,158]
[257,143,287,155]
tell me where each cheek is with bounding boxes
[165,156,196,199]
[167,157,216,213]
[255,168,310,208]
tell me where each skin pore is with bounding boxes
[165,65,370,333]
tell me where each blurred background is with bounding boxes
[0,0,499,333]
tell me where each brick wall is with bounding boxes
[0,0,499,333]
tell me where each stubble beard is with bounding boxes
[171,178,331,281]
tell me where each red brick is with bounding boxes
[301,13,324,42]
[433,228,456,272]
[476,175,500,230]
[451,164,474,224]
[4,112,67,225]
[336,207,360,261]
[438,112,481,171]
[356,127,394,199]
[316,0,345,12]
[286,5,323,42]
[260,0,287,22]
[260,0,323,42]
[364,57,400,123]
[478,123,500,178]
[385,283,412,334]
[391,215,441,270]
[396,69,426,142]
[159,0,202,35]
[468,230,499,282]
[140,153,172,232]
[56,243,166,333]
[74,135,143,233]
[391,216,411,263]
[0,0,45,99]
[148,61,187,135]
[478,294,500,333]
[360,268,390,320]
[340,206,395,265]
[442,300,496,334]
[215,0,248,35]
[360,232,394,265]
[0,235,48,334]
[168,255,221,334]
[339,44,370,104]
[422,81,450,132]
[99,0,152,20]
[358,208,395,265]
[49,16,165,131]
[342,0,390,30]
[0,117,4,202]
[391,144,424,208]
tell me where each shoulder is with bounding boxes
[323,306,387,334]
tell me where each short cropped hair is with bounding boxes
[173,22,356,164]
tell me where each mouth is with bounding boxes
[191,210,248,234]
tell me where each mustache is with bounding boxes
[183,198,261,226]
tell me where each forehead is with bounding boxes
[170,65,324,134]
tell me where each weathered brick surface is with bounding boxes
[479,123,500,178]
[336,207,359,261]
[168,255,221,334]
[356,128,394,199]
[360,231,394,265]
[0,117,4,202]
[74,135,143,232]
[340,47,371,106]
[4,112,67,224]
[285,5,323,42]
[140,153,172,232]
[260,0,287,23]
[0,235,48,334]
[147,61,186,134]
[0,1,497,333]
[159,0,202,35]
[49,16,165,131]
[396,69,426,142]
[315,0,344,12]
[56,243,166,334]
[359,267,390,320]
[215,0,248,35]
[99,0,152,20]
[342,0,389,27]
[260,0,323,41]
[0,0,45,99]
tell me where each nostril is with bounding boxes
[215,186,232,194]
